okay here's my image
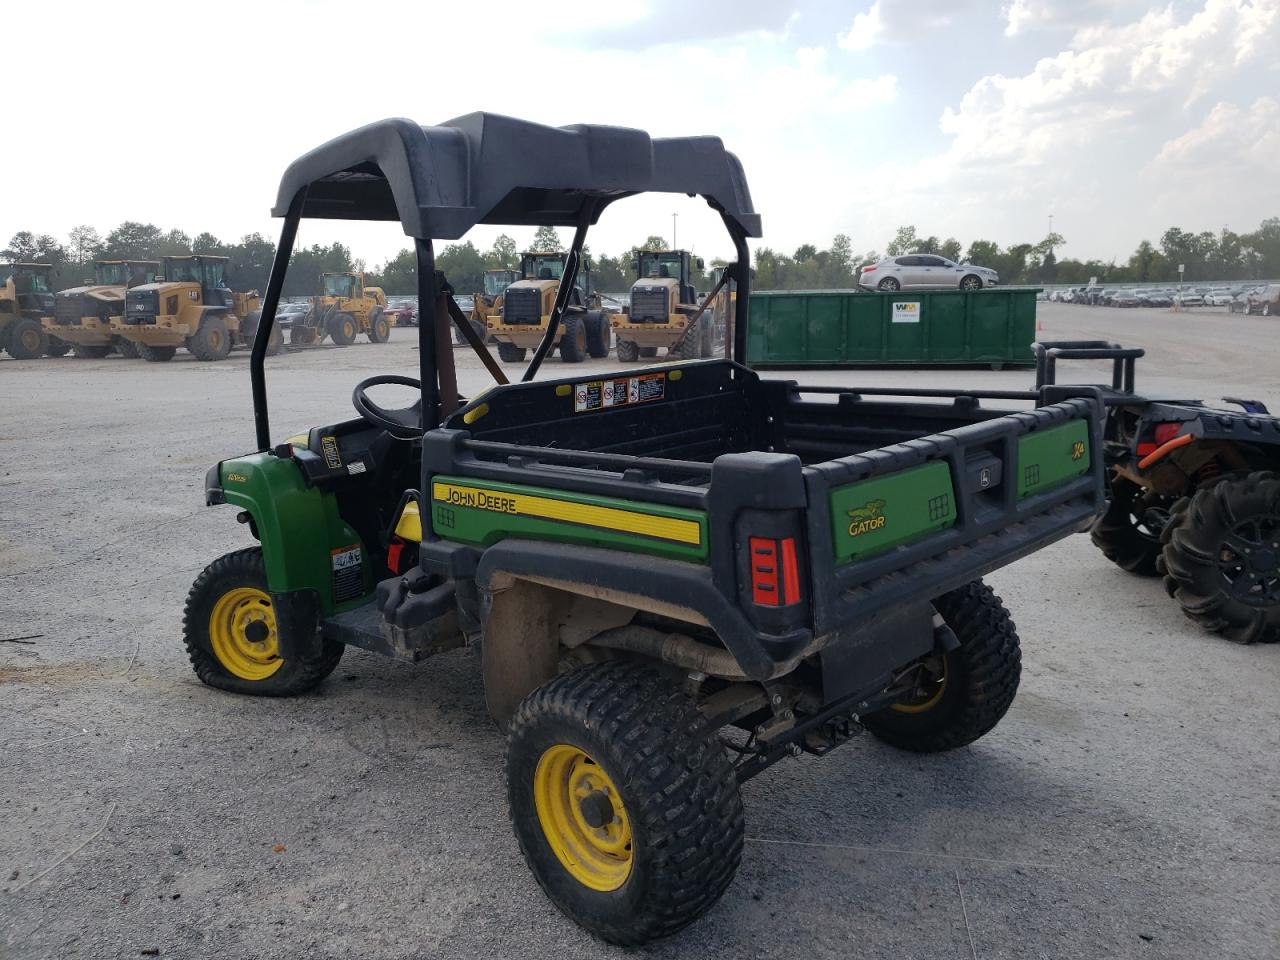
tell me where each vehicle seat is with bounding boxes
[539,268,553,280]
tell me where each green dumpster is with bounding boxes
[744,287,1040,368]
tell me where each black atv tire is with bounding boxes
[507,661,744,946]
[863,580,1021,753]
[367,307,391,343]
[45,336,71,357]
[329,312,358,346]
[6,318,47,359]
[498,342,527,363]
[584,310,610,359]
[71,343,112,359]
[1090,477,1173,576]
[615,338,639,362]
[114,338,140,359]
[183,547,344,695]
[1160,471,1280,644]
[189,314,232,361]
[558,314,588,363]
[137,342,177,362]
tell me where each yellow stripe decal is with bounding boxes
[431,482,702,546]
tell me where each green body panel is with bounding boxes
[429,474,709,563]
[1017,420,1091,498]
[829,461,957,563]
[745,288,1039,367]
[218,454,370,613]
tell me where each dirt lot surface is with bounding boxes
[2,302,1278,959]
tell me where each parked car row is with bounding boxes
[1040,282,1280,314]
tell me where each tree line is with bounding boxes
[6,216,1278,298]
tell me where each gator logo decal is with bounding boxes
[1071,440,1087,461]
[847,499,888,537]
[225,472,249,483]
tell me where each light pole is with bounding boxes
[1048,213,1054,241]
[672,212,678,250]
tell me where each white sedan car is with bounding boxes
[858,254,999,292]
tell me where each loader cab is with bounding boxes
[482,269,519,299]
[163,255,233,307]
[322,272,362,300]
[95,260,160,288]
[633,250,701,308]
[3,263,56,316]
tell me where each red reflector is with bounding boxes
[780,537,801,606]
[749,537,779,606]
[387,538,405,574]
[1136,442,1158,456]
[1154,423,1181,444]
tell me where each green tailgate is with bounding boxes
[1017,420,1091,498]
[430,475,709,562]
[829,460,957,563]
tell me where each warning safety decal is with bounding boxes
[573,372,666,413]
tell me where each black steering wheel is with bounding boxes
[352,375,423,440]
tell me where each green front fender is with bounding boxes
[213,452,371,614]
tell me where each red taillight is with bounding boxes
[862,266,876,272]
[749,536,801,607]
[1154,423,1181,444]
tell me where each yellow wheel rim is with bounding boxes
[20,328,41,352]
[533,744,633,892]
[344,321,355,339]
[208,586,282,681]
[891,655,949,714]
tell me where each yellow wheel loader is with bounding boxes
[1,263,63,359]
[611,250,716,361]
[290,272,391,347]
[455,267,518,344]
[487,252,609,363]
[111,255,277,362]
[42,260,159,359]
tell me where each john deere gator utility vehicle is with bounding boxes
[43,260,158,358]
[1,262,66,359]
[290,271,391,346]
[456,267,519,344]
[187,113,1104,945]
[1036,341,1280,644]
[612,248,718,361]
[487,250,610,362]
[113,254,277,362]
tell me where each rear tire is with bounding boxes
[674,316,703,359]
[367,307,391,343]
[115,338,139,359]
[877,277,901,292]
[183,547,344,696]
[497,342,527,363]
[640,346,658,358]
[584,311,610,359]
[6,318,46,359]
[615,338,639,362]
[1090,476,1173,576]
[45,336,71,357]
[1160,471,1280,644]
[507,661,744,946]
[329,311,358,346]
[863,580,1021,752]
[137,342,177,362]
[558,314,588,363]
[189,314,232,361]
[71,343,112,359]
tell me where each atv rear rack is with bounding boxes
[1033,340,1145,394]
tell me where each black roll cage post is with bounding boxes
[250,191,753,453]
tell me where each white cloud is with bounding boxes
[1149,96,1280,180]
[837,1,884,51]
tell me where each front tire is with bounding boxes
[673,316,703,359]
[329,312,358,346]
[615,338,639,362]
[507,661,744,946]
[71,343,112,359]
[558,314,588,363]
[863,580,1021,752]
[1160,472,1280,643]
[183,547,344,695]
[46,336,71,357]
[1090,476,1173,576]
[114,338,139,358]
[6,318,47,359]
[959,275,983,290]
[497,341,527,363]
[584,311,610,359]
[367,307,391,343]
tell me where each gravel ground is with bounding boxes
[2,302,1278,959]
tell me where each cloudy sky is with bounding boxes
[6,0,1277,267]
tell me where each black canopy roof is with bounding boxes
[271,112,761,240]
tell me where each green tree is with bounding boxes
[378,248,418,295]
[486,233,519,269]
[103,221,163,260]
[67,225,103,269]
[939,238,962,262]
[886,225,917,257]
[284,242,354,297]
[192,232,226,254]
[793,243,817,263]
[227,233,277,293]
[436,241,486,294]
[532,225,563,252]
